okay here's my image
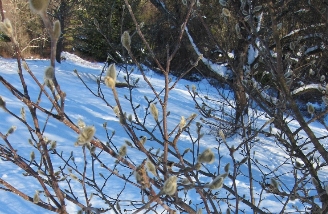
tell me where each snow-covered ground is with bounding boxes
[0,52,327,213]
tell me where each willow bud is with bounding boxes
[33,190,40,203]
[150,103,159,121]
[29,0,49,14]
[307,104,315,115]
[179,116,186,130]
[76,126,96,145]
[146,160,157,177]
[121,31,131,52]
[0,19,13,36]
[118,145,127,157]
[140,136,147,145]
[44,66,54,80]
[197,148,215,164]
[207,176,224,190]
[53,20,61,39]
[162,175,177,195]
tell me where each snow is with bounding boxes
[185,27,231,78]
[0,52,327,213]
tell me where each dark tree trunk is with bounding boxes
[55,0,68,63]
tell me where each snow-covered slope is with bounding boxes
[0,52,327,213]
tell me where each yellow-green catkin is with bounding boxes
[150,103,159,121]
[53,20,61,39]
[7,126,17,135]
[179,116,186,130]
[44,66,54,80]
[162,175,177,196]
[69,173,78,181]
[0,18,13,36]
[197,148,215,164]
[307,104,315,115]
[33,190,40,203]
[118,145,127,157]
[195,162,201,171]
[50,141,57,150]
[181,178,191,185]
[121,31,131,52]
[104,63,116,89]
[146,160,157,177]
[107,63,117,82]
[45,79,54,91]
[30,151,35,162]
[77,119,86,129]
[29,0,49,14]
[218,129,226,143]
[76,126,96,145]
[113,106,120,117]
[140,136,147,145]
[270,178,279,189]
[207,176,224,189]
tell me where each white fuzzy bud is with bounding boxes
[121,31,131,52]
[53,20,61,39]
[77,119,86,129]
[140,136,147,145]
[44,66,54,81]
[197,148,215,164]
[76,126,96,145]
[218,129,226,143]
[162,176,177,196]
[33,190,40,203]
[146,160,157,177]
[150,103,159,121]
[207,176,224,190]
[0,19,13,36]
[179,116,186,130]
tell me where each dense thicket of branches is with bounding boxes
[0,0,328,213]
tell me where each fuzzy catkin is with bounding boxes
[77,126,96,145]
[29,0,49,14]
[140,136,147,145]
[106,64,117,82]
[162,175,177,196]
[179,116,186,130]
[197,148,215,164]
[118,145,127,157]
[0,19,13,36]
[121,31,131,52]
[53,20,61,39]
[146,160,157,176]
[44,66,54,80]
[150,103,159,121]
[33,191,40,203]
[208,176,223,190]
